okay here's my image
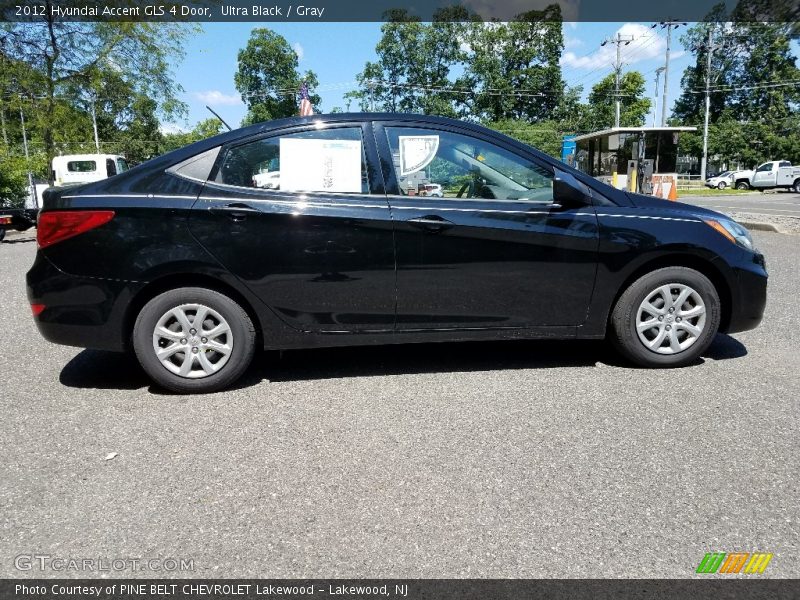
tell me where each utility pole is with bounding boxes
[654,21,686,126]
[19,104,37,209]
[90,97,100,153]
[368,80,376,112]
[602,33,635,128]
[695,26,728,181]
[700,27,714,181]
[653,66,666,127]
[0,103,7,147]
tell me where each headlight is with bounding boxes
[703,218,754,251]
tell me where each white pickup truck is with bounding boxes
[746,160,800,193]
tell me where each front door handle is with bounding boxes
[407,215,454,233]
[208,203,260,221]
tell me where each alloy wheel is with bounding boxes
[152,304,233,378]
[636,284,707,355]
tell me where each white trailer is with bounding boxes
[51,154,129,187]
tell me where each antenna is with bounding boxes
[205,105,232,132]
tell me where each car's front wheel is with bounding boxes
[610,267,721,367]
[133,287,255,393]
[717,181,727,190]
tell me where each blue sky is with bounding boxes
[167,21,708,132]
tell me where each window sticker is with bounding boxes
[399,135,439,176]
[280,138,362,193]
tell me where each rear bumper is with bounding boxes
[26,253,138,352]
[723,253,768,334]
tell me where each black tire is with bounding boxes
[793,179,800,194]
[0,228,5,243]
[609,267,721,368]
[133,287,256,393]
[717,181,727,190]
[735,180,749,190]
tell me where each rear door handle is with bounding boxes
[208,203,261,221]
[407,215,454,233]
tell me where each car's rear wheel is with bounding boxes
[133,287,255,393]
[610,267,721,367]
[0,228,5,243]
[735,180,749,190]
[792,178,800,194]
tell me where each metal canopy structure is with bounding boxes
[572,126,696,143]
[568,126,696,195]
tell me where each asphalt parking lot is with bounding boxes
[685,191,800,219]
[1,229,798,578]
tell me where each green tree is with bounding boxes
[160,118,225,154]
[672,1,799,166]
[0,19,193,179]
[0,154,34,207]
[671,4,730,124]
[587,71,651,129]
[484,118,567,158]
[235,28,320,123]
[458,6,565,122]
[348,8,471,115]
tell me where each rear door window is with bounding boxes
[215,127,370,194]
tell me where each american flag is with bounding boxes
[298,83,313,117]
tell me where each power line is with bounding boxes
[688,80,800,93]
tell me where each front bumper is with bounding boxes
[26,253,139,352]
[723,252,767,334]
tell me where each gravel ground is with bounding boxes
[727,212,800,234]
[0,230,798,579]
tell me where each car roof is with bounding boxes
[164,113,519,165]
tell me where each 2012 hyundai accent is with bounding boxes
[27,114,767,393]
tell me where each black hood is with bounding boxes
[627,192,727,221]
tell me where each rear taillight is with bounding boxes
[30,303,46,317]
[37,210,115,248]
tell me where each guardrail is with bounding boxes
[676,175,706,190]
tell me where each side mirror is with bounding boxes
[553,169,592,208]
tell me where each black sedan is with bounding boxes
[27,114,767,393]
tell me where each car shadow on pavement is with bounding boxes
[1,237,36,244]
[235,333,749,387]
[59,349,150,390]
[58,334,748,393]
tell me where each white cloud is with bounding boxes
[192,90,242,106]
[561,23,667,71]
[564,36,583,50]
[292,42,304,61]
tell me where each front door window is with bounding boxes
[384,127,554,204]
